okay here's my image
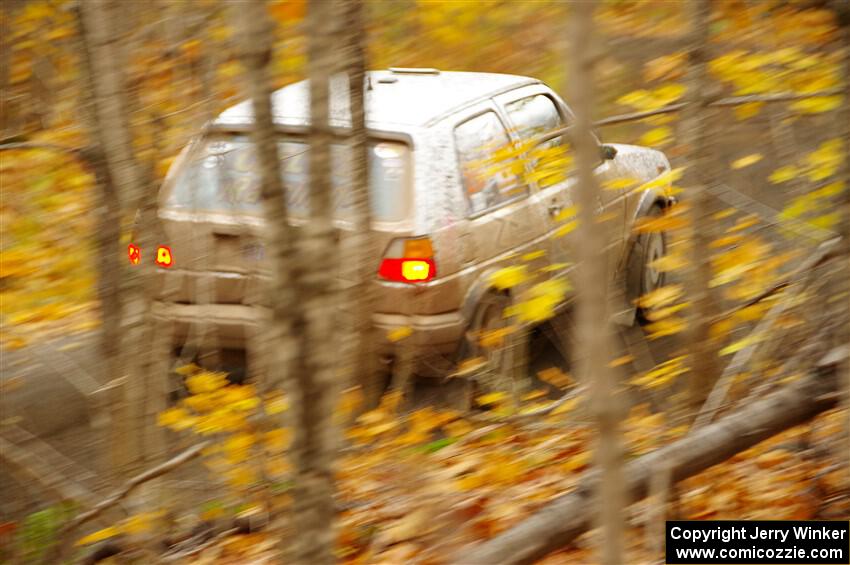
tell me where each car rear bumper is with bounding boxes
[153,302,466,377]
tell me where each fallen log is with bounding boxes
[463,347,845,565]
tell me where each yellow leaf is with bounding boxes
[646,316,687,339]
[477,391,508,406]
[653,83,686,104]
[636,284,683,309]
[608,355,634,368]
[265,428,292,452]
[490,265,528,290]
[539,262,571,273]
[157,407,194,430]
[444,418,474,438]
[728,216,760,233]
[555,219,578,238]
[457,473,485,491]
[603,177,640,191]
[631,356,688,388]
[555,205,578,222]
[387,326,413,342]
[617,89,654,109]
[551,396,579,415]
[731,154,763,169]
[522,250,546,261]
[265,393,289,415]
[479,325,517,349]
[810,213,839,230]
[645,301,689,322]
[719,333,763,356]
[336,387,363,417]
[521,389,548,401]
[186,372,228,394]
[634,213,687,233]
[790,95,842,114]
[454,357,487,377]
[712,208,737,221]
[380,389,404,412]
[174,363,200,376]
[76,526,119,546]
[225,466,257,488]
[734,101,764,120]
[640,126,672,147]
[537,366,572,388]
[122,511,164,535]
[768,165,798,184]
[649,253,688,272]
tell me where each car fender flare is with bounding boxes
[459,267,511,332]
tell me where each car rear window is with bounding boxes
[166,135,411,222]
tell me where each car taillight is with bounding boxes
[378,237,436,283]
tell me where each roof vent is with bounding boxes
[388,67,440,75]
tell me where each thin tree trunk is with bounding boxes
[76,0,135,482]
[295,0,340,560]
[81,1,170,497]
[340,0,379,407]
[682,0,720,419]
[236,1,338,561]
[567,3,624,565]
[235,0,298,395]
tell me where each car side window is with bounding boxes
[505,94,575,188]
[454,111,526,216]
[505,94,564,140]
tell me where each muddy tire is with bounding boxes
[629,204,668,325]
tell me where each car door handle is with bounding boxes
[548,204,562,217]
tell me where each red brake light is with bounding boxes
[378,237,436,283]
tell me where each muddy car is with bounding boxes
[155,68,674,378]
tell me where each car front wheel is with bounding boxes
[630,204,668,325]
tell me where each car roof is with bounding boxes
[213,70,539,130]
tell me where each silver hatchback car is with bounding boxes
[155,68,674,378]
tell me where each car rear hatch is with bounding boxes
[157,133,414,306]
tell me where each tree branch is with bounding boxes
[0,142,88,161]
[60,440,211,537]
[592,88,844,127]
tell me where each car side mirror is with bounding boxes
[600,144,617,161]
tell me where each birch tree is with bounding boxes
[567,3,624,564]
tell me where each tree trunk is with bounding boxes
[235,0,298,395]
[80,0,170,496]
[340,0,379,407]
[463,351,843,564]
[566,3,625,565]
[682,0,720,418]
[236,1,338,561]
[294,0,340,560]
[76,0,135,482]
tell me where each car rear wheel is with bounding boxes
[459,292,529,403]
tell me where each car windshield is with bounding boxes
[166,135,411,222]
